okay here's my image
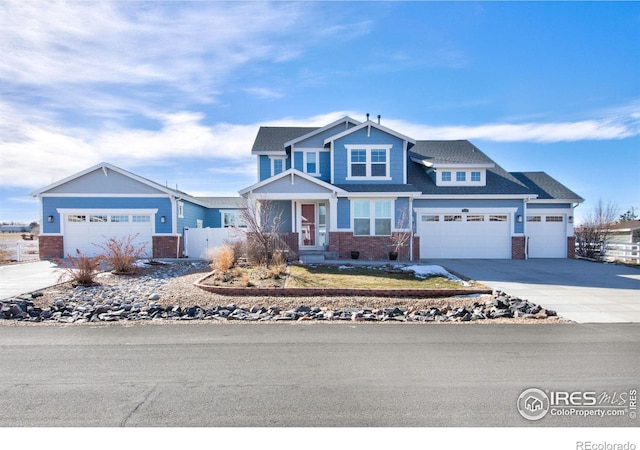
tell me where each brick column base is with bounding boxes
[39,235,64,259]
[153,236,182,258]
[512,236,525,260]
[567,236,576,259]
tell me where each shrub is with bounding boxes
[55,249,103,287]
[208,245,236,272]
[0,247,11,264]
[269,251,287,278]
[94,234,147,274]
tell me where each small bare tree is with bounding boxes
[239,197,287,267]
[575,199,619,260]
[386,207,412,259]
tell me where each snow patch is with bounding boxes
[401,265,469,286]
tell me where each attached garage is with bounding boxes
[418,212,512,259]
[526,214,567,258]
[61,210,154,257]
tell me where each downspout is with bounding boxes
[523,198,529,260]
[409,196,414,262]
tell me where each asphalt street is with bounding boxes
[0,322,638,427]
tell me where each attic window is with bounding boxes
[437,169,486,186]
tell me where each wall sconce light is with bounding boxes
[47,215,54,223]
[517,215,523,223]
[461,208,469,213]
[160,216,166,223]
[569,216,574,223]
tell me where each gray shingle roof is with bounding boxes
[195,197,247,208]
[408,140,533,196]
[252,127,318,154]
[334,184,422,193]
[510,172,584,201]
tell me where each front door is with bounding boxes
[300,202,327,249]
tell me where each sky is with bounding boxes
[1,0,638,225]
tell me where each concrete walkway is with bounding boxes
[0,261,65,300]
[430,259,640,323]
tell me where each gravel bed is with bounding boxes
[0,260,564,324]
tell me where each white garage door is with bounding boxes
[63,212,153,257]
[419,213,512,259]
[526,215,566,258]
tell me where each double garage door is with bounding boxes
[419,213,512,259]
[63,212,153,257]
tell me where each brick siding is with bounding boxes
[329,232,414,261]
[153,236,182,258]
[512,236,526,259]
[567,236,576,259]
[39,235,64,259]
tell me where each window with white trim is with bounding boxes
[456,171,466,182]
[441,171,452,182]
[353,200,392,236]
[471,171,481,182]
[177,201,184,219]
[438,169,486,186]
[222,211,246,228]
[272,158,285,176]
[132,215,151,223]
[305,152,318,175]
[346,145,392,179]
[546,216,563,222]
[68,215,86,222]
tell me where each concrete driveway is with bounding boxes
[0,261,64,300]
[431,258,640,323]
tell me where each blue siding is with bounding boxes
[319,152,331,182]
[293,152,303,172]
[528,203,572,209]
[394,197,411,228]
[177,200,206,235]
[332,127,405,185]
[204,208,222,228]
[259,155,271,181]
[274,200,292,233]
[294,122,356,148]
[337,198,351,229]
[41,196,173,234]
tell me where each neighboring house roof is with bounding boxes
[511,172,584,202]
[251,127,318,155]
[609,220,640,232]
[196,197,247,208]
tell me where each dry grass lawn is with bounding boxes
[286,264,465,289]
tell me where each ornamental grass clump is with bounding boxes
[55,249,103,287]
[208,245,236,273]
[95,234,148,274]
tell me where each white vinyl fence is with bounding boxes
[0,241,39,262]
[183,227,244,259]
[605,242,640,264]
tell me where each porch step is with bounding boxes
[298,251,339,264]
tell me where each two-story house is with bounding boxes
[240,115,583,260]
[32,115,583,261]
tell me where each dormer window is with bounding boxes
[436,167,488,186]
[346,145,392,180]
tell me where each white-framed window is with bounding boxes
[271,157,285,176]
[222,210,246,228]
[421,215,439,222]
[438,169,486,186]
[90,215,108,223]
[196,219,203,228]
[304,152,318,175]
[68,215,86,223]
[132,215,151,223]
[177,201,184,219]
[346,145,392,180]
[527,216,542,222]
[111,215,129,223]
[353,199,392,236]
[546,216,563,222]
